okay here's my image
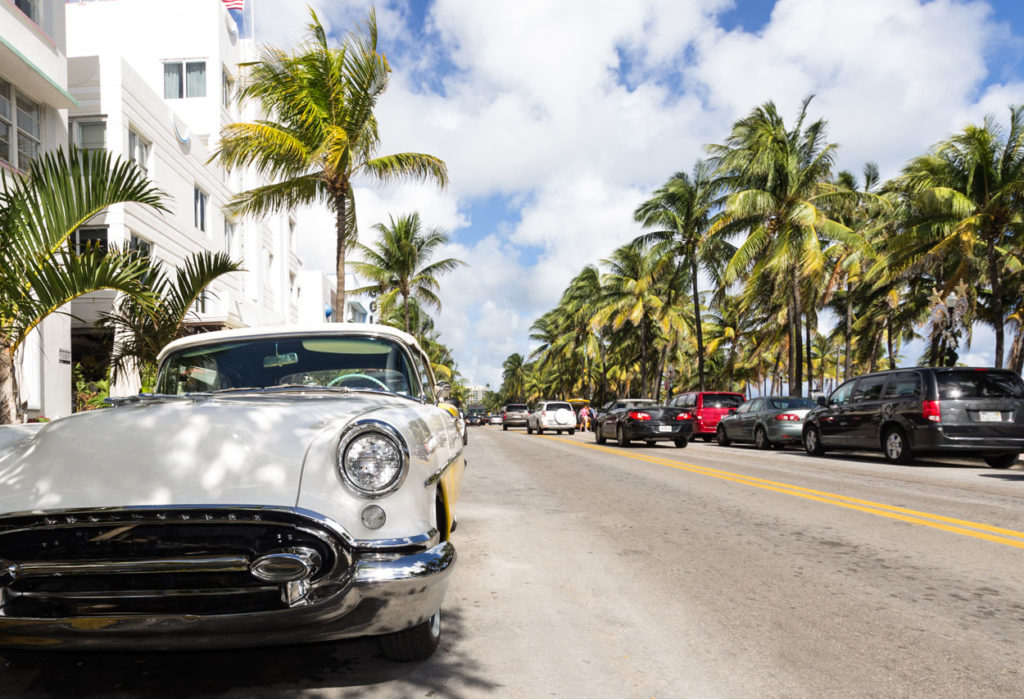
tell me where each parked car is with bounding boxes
[527,401,576,435]
[802,366,1024,467]
[502,403,530,430]
[667,391,746,441]
[593,398,694,447]
[716,396,818,449]
[0,324,465,660]
[465,412,484,426]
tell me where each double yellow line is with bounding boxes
[553,435,1024,550]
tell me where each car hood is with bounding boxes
[0,393,409,514]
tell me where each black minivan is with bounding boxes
[803,367,1024,467]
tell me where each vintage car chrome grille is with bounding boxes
[0,508,349,618]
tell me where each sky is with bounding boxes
[253,0,1024,390]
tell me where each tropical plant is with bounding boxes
[100,251,242,385]
[0,147,166,423]
[351,212,465,334]
[213,8,448,320]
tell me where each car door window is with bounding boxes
[883,372,921,399]
[829,381,857,406]
[736,400,754,414]
[852,375,887,403]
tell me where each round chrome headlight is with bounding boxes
[336,421,409,497]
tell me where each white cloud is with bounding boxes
[258,0,1021,387]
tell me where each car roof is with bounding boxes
[157,323,421,364]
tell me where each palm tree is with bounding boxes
[100,251,242,386]
[213,9,448,320]
[884,106,1024,368]
[501,353,528,402]
[634,160,725,391]
[351,212,465,334]
[709,98,857,395]
[0,147,166,423]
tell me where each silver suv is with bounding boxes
[502,403,530,430]
[527,401,576,435]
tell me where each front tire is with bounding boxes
[617,425,631,447]
[717,425,731,447]
[804,425,826,456]
[883,426,914,464]
[984,452,1020,469]
[595,425,606,444]
[378,609,441,662]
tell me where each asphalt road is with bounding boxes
[4,426,1024,697]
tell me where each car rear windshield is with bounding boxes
[505,404,528,411]
[937,371,1024,399]
[767,397,817,410]
[703,394,744,408]
[546,402,572,410]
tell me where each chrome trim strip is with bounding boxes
[424,450,463,487]
[14,586,278,600]
[3,555,250,580]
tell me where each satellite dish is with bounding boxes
[173,114,191,144]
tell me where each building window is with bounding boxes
[15,0,39,23]
[129,233,152,259]
[74,120,106,151]
[224,219,235,255]
[193,289,208,315]
[164,61,206,99]
[16,92,40,167]
[0,78,11,165]
[222,69,233,108]
[71,227,108,255]
[193,186,207,231]
[128,129,150,175]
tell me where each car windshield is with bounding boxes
[703,395,744,408]
[936,371,1024,399]
[767,397,817,410]
[506,404,528,411]
[545,402,572,410]
[156,335,418,396]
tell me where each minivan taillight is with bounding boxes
[922,400,941,422]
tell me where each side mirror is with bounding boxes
[817,396,828,407]
[435,381,451,400]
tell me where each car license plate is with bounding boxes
[658,425,672,432]
[979,411,1002,422]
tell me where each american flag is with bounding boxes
[222,0,244,10]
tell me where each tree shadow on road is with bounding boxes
[0,608,495,698]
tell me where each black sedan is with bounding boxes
[593,398,693,447]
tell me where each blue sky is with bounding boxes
[257,0,1024,390]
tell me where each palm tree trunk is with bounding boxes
[805,314,813,394]
[403,293,411,334]
[887,313,895,370]
[1010,321,1024,373]
[844,284,853,380]
[791,273,804,396]
[334,193,347,322]
[691,255,705,391]
[0,348,15,425]
[987,238,1004,368]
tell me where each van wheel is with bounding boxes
[804,426,825,456]
[984,452,1020,469]
[701,435,712,442]
[883,427,914,464]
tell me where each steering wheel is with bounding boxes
[328,372,389,390]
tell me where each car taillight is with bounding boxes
[676,412,692,421]
[922,400,941,422]
[503,412,507,420]
[541,410,547,416]
[628,411,651,420]
[695,410,703,420]
[774,413,800,421]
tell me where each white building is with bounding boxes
[2,0,77,419]
[63,0,322,395]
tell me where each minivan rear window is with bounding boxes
[937,371,1024,399]
[703,395,744,409]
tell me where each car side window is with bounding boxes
[852,375,887,402]
[883,372,921,399]
[683,394,696,408]
[410,350,434,402]
[736,400,753,414]
[829,380,857,406]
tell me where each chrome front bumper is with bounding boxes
[0,540,455,650]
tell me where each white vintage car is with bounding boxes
[0,324,465,661]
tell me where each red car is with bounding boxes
[667,391,746,441]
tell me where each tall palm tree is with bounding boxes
[100,251,241,385]
[213,9,448,320]
[884,106,1024,367]
[351,212,465,334]
[0,147,166,423]
[501,353,528,402]
[634,160,726,391]
[709,98,857,395]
